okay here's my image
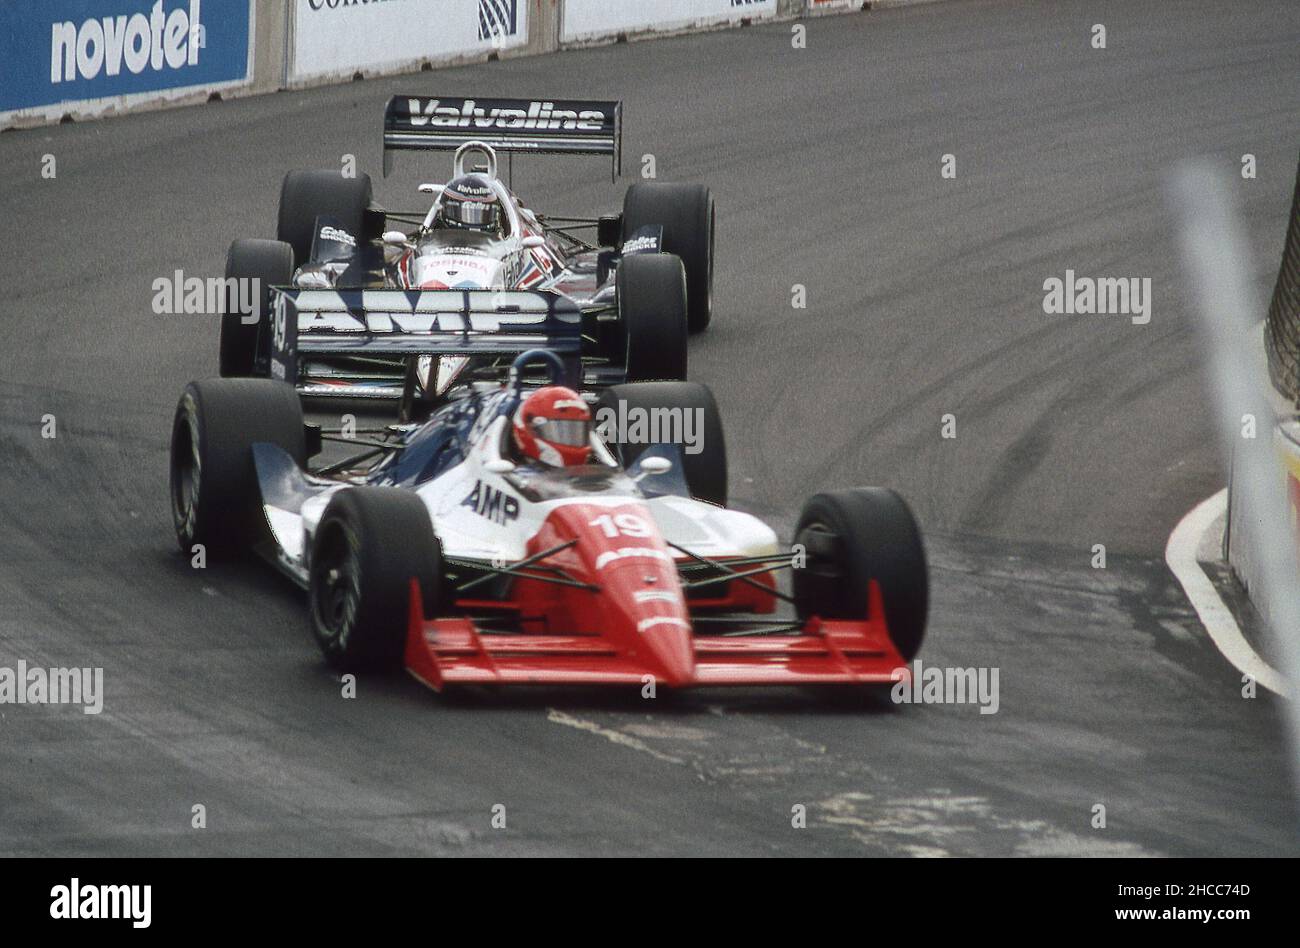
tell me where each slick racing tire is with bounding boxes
[622,182,715,334]
[220,239,294,377]
[309,487,442,673]
[276,169,373,269]
[617,253,689,382]
[170,378,305,554]
[597,381,726,506]
[793,488,928,662]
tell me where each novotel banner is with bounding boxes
[0,0,254,126]
[560,0,777,43]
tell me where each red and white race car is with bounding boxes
[169,349,928,692]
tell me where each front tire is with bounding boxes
[309,487,442,672]
[220,239,293,377]
[276,169,373,268]
[617,253,688,382]
[622,182,715,333]
[169,379,305,553]
[792,488,928,661]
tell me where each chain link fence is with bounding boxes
[1265,154,1300,404]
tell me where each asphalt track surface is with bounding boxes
[2,0,1298,856]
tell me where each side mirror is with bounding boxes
[418,183,444,195]
[521,235,546,250]
[485,458,516,474]
[638,456,673,476]
[381,230,408,247]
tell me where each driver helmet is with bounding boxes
[436,173,505,237]
[512,386,592,467]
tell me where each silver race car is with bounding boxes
[218,95,716,404]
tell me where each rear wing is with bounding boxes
[267,288,583,387]
[383,96,622,181]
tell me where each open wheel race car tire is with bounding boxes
[617,253,689,382]
[597,381,727,507]
[276,169,373,269]
[792,488,928,662]
[220,239,294,378]
[169,378,305,555]
[309,487,443,673]
[622,182,716,334]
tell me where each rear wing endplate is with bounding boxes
[383,96,622,181]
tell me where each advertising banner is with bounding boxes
[292,0,529,84]
[560,0,777,43]
[0,0,254,127]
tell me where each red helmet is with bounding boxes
[513,386,592,467]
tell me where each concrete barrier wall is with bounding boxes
[1227,155,1300,620]
[559,0,778,45]
[1227,413,1300,629]
[1,1,891,131]
[286,0,530,88]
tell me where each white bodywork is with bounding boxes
[410,249,509,291]
[263,414,778,579]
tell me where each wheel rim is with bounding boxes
[171,411,201,540]
[793,520,846,618]
[311,524,361,646]
[796,521,839,564]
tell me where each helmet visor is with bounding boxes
[446,199,497,228]
[533,418,590,447]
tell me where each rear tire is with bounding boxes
[169,379,305,554]
[622,182,715,333]
[309,487,442,672]
[617,253,688,382]
[220,239,293,377]
[597,381,726,506]
[276,170,373,268]
[792,488,928,661]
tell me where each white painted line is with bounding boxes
[546,709,685,764]
[1166,489,1289,696]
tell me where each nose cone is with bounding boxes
[535,502,695,687]
[606,561,695,686]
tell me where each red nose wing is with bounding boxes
[404,580,908,691]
